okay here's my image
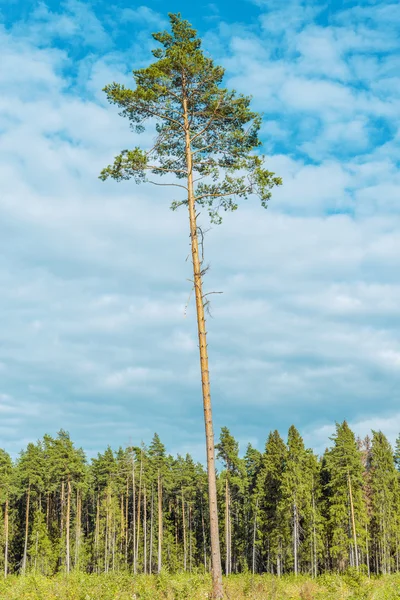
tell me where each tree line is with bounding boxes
[1,421,400,578]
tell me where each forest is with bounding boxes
[1,421,400,582]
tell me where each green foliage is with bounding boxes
[2,422,400,578]
[99,13,282,224]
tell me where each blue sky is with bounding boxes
[1,0,399,461]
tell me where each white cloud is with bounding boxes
[0,1,399,458]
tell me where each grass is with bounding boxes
[1,572,400,600]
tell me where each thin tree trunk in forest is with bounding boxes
[22,484,31,574]
[112,515,116,572]
[252,498,258,575]
[277,539,281,577]
[136,450,143,570]
[75,489,81,569]
[225,478,230,576]
[120,494,124,559]
[105,490,109,573]
[182,92,223,599]
[46,493,50,530]
[4,497,9,578]
[157,471,162,574]
[125,480,129,566]
[182,490,187,571]
[366,523,370,578]
[312,489,318,578]
[144,485,147,575]
[34,531,38,572]
[293,501,298,576]
[347,472,359,570]
[201,499,207,572]
[149,484,154,574]
[189,504,193,573]
[66,476,71,573]
[132,453,137,574]
[95,494,100,573]
[61,480,65,536]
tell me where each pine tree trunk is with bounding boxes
[182,92,223,599]
[189,504,192,573]
[105,489,109,573]
[149,484,154,574]
[4,497,9,578]
[22,484,31,574]
[182,490,187,571]
[312,489,318,578]
[66,476,71,573]
[347,472,359,570]
[125,480,129,566]
[157,471,162,573]
[293,501,298,576]
[225,478,229,576]
[95,494,100,573]
[143,485,147,575]
[201,499,207,572]
[252,498,258,575]
[132,454,137,574]
[120,494,124,561]
[46,493,50,531]
[75,489,81,570]
[136,451,143,571]
[366,523,370,577]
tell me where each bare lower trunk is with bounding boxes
[143,485,147,575]
[312,489,318,578]
[149,485,154,574]
[75,490,81,569]
[293,501,298,576]
[95,494,100,573]
[22,485,31,574]
[201,499,207,572]
[4,498,9,578]
[189,504,193,573]
[182,490,187,571]
[66,476,71,573]
[252,498,258,575]
[157,471,162,574]
[132,453,137,574]
[125,481,129,566]
[225,479,230,576]
[136,449,143,569]
[348,472,359,570]
[183,92,223,600]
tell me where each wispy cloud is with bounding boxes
[0,0,399,459]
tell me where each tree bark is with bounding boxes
[4,497,9,578]
[144,485,147,575]
[66,476,71,573]
[201,498,207,572]
[95,494,100,573]
[132,453,137,574]
[252,498,258,575]
[182,91,223,600]
[182,490,187,571]
[347,472,359,570]
[312,488,318,578]
[149,484,154,574]
[22,484,31,574]
[293,501,298,575]
[225,478,230,576]
[136,450,143,570]
[157,471,162,573]
[75,489,81,570]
